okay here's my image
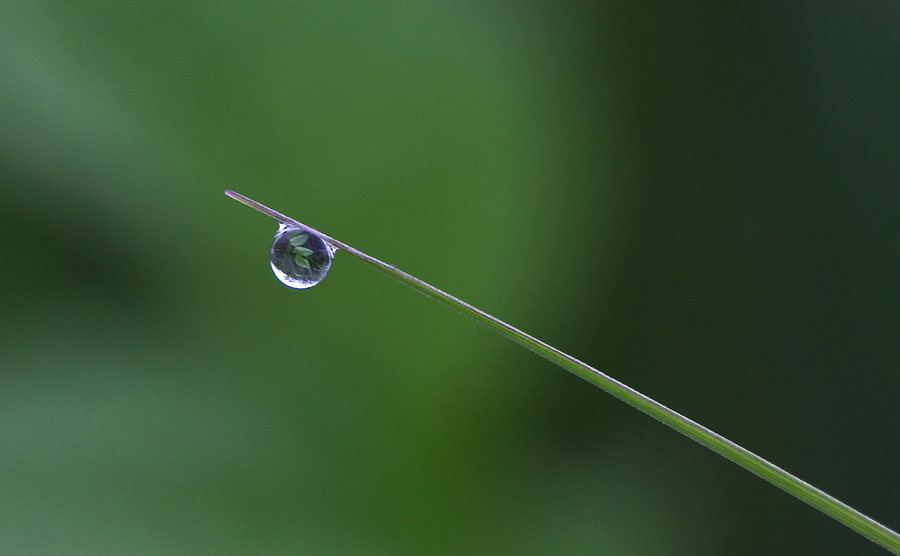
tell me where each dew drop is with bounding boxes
[270,223,335,289]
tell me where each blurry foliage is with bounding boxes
[1,1,899,555]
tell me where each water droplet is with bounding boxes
[270,223,335,289]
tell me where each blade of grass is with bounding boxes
[225,190,900,554]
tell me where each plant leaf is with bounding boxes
[294,255,311,269]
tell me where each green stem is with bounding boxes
[225,190,900,554]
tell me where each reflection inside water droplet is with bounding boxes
[270,223,335,289]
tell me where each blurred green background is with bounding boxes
[2,2,899,554]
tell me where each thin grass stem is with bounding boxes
[225,190,900,554]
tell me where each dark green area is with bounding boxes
[1,2,898,554]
